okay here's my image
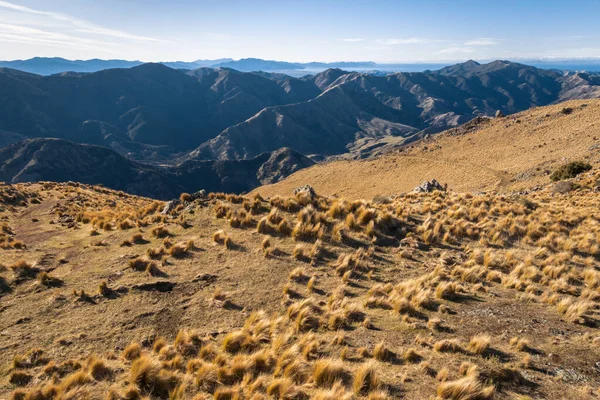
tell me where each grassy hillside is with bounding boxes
[0,169,599,398]
[254,100,600,199]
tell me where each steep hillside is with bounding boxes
[0,170,599,399]
[0,64,318,158]
[1,61,599,165]
[189,62,600,161]
[254,100,600,199]
[0,139,314,198]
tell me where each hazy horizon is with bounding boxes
[1,0,600,63]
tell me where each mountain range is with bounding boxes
[0,139,314,199]
[0,57,380,76]
[0,59,599,196]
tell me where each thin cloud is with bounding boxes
[0,23,111,46]
[464,38,498,46]
[378,38,446,45]
[0,0,164,42]
[439,46,476,54]
[340,38,364,42]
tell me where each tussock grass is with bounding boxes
[312,359,348,388]
[353,361,380,395]
[467,334,491,355]
[437,376,495,399]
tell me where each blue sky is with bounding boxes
[0,0,599,62]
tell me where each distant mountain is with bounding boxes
[0,139,313,198]
[211,58,378,72]
[0,64,320,156]
[186,60,600,161]
[0,57,142,76]
[0,57,382,76]
[3,57,600,78]
[0,60,599,167]
[0,57,233,76]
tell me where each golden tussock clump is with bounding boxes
[437,367,450,382]
[307,275,316,292]
[168,243,189,258]
[147,246,167,260]
[467,334,491,355]
[403,348,422,363]
[292,244,307,260]
[312,359,348,388]
[37,271,62,287]
[179,192,193,202]
[121,343,142,361]
[129,355,178,397]
[261,237,271,251]
[434,339,464,354]
[509,337,530,352]
[437,376,495,399]
[373,342,394,362]
[212,230,234,249]
[289,267,307,283]
[98,281,111,297]
[87,355,113,380]
[353,361,380,395]
[128,257,153,272]
[150,225,171,238]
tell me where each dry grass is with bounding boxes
[467,334,491,355]
[353,361,380,395]
[3,141,600,399]
[254,100,600,198]
[312,359,348,388]
[437,376,495,399]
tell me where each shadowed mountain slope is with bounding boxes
[0,139,313,199]
[188,61,600,161]
[1,60,599,164]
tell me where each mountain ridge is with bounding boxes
[0,138,314,199]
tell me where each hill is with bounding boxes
[187,61,600,161]
[0,64,320,159]
[1,61,599,166]
[0,57,233,76]
[0,139,314,199]
[254,100,600,199]
[0,165,598,398]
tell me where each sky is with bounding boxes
[0,0,599,63]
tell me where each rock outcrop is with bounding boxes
[413,179,446,193]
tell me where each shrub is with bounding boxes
[10,260,38,280]
[550,161,592,181]
[560,107,573,115]
[9,370,32,386]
